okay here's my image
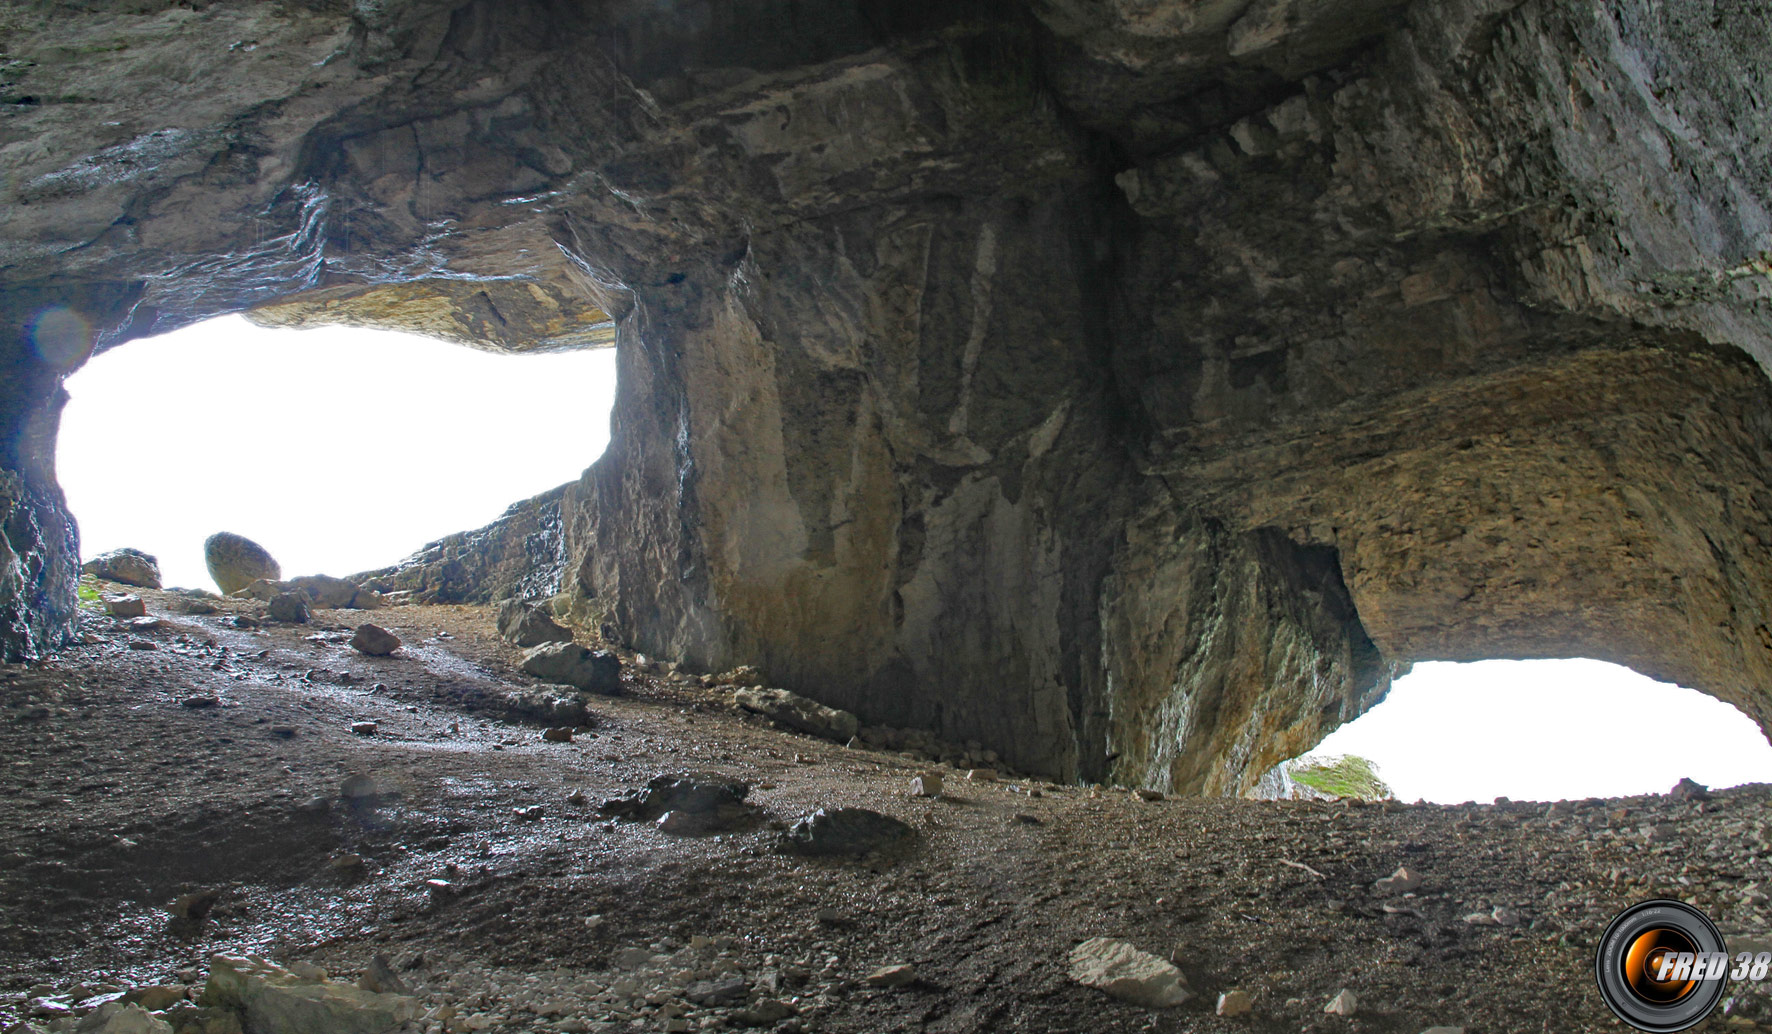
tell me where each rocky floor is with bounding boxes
[2,589,1771,1034]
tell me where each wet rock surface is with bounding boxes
[0,600,1770,1032]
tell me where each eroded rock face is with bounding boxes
[3,0,1771,792]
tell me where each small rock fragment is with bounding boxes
[340,773,389,802]
[910,773,943,797]
[967,769,998,782]
[704,665,764,687]
[356,954,406,996]
[502,687,590,726]
[266,593,310,624]
[1324,989,1358,1016]
[350,721,377,736]
[864,964,917,988]
[121,985,187,1012]
[734,686,860,743]
[684,978,748,1006]
[181,695,220,708]
[731,1000,796,1026]
[496,599,573,647]
[1216,989,1254,1016]
[234,578,283,601]
[542,727,573,743]
[1068,938,1191,1008]
[348,623,401,656]
[169,889,221,922]
[1373,866,1421,894]
[1134,788,1164,802]
[103,594,146,618]
[1669,777,1711,801]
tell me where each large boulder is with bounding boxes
[204,533,280,596]
[735,687,860,743]
[199,954,418,1034]
[284,575,358,609]
[600,771,757,834]
[519,642,620,694]
[496,599,572,647]
[781,808,915,857]
[73,1002,173,1034]
[81,548,161,589]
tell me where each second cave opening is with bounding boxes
[1289,658,1772,803]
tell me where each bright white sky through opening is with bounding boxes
[60,315,617,590]
[1303,658,1772,803]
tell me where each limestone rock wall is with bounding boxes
[355,483,576,605]
[3,0,1771,792]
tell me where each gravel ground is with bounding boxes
[2,587,1770,1033]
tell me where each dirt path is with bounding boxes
[2,590,1769,1033]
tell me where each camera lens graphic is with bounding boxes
[1596,900,1729,1032]
[1623,927,1699,1004]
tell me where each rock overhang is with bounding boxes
[1,0,1769,794]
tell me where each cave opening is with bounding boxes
[1287,658,1772,804]
[56,314,618,591]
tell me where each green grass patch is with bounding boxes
[1289,754,1392,800]
[76,578,102,608]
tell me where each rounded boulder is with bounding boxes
[81,547,162,589]
[204,532,280,595]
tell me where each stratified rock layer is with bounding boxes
[3,1,1771,792]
